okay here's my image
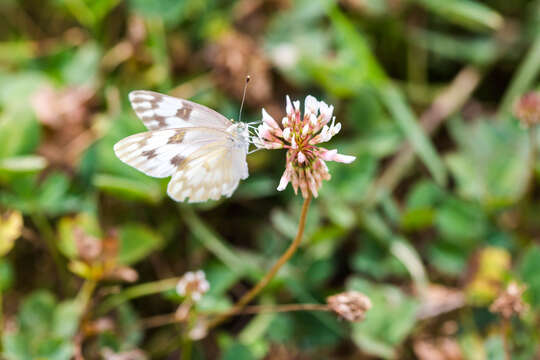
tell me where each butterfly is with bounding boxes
[114,91,250,203]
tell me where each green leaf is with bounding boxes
[411,30,499,65]
[52,300,83,338]
[446,118,530,206]
[413,0,503,31]
[117,224,163,265]
[18,291,56,339]
[0,155,48,175]
[221,343,255,360]
[378,84,447,186]
[60,42,101,85]
[57,213,102,259]
[349,278,419,358]
[0,108,40,159]
[0,210,22,256]
[93,174,163,204]
[499,34,540,115]
[0,258,14,291]
[129,0,192,26]
[519,245,540,308]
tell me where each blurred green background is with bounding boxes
[1,0,540,358]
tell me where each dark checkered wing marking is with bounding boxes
[129,90,232,131]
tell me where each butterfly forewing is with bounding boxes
[129,90,232,130]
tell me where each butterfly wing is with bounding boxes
[167,139,249,202]
[129,90,232,130]
[113,127,249,202]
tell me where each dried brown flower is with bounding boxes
[490,282,528,319]
[101,348,147,360]
[514,91,540,127]
[413,337,463,360]
[206,30,272,105]
[73,227,102,262]
[326,291,372,322]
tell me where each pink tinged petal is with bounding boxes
[262,108,280,129]
[309,134,323,145]
[302,124,309,137]
[310,113,318,127]
[293,100,300,112]
[320,149,338,161]
[286,95,293,116]
[260,124,273,140]
[330,121,341,136]
[282,116,289,127]
[319,102,334,124]
[291,136,297,148]
[282,127,291,140]
[304,95,319,115]
[298,169,309,198]
[291,168,299,195]
[277,171,290,191]
[298,151,306,163]
[334,154,356,163]
[305,168,319,198]
[265,142,284,149]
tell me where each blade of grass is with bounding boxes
[360,210,428,292]
[413,0,503,31]
[366,66,483,207]
[179,206,247,275]
[378,83,447,186]
[499,34,540,115]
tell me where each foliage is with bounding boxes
[1,0,540,358]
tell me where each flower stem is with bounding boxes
[528,126,537,192]
[96,277,180,315]
[208,193,312,330]
[31,213,69,294]
[0,290,3,353]
[142,303,329,329]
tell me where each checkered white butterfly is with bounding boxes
[114,90,250,203]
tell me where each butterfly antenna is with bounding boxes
[238,75,250,123]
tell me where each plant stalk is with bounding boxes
[207,194,312,329]
[142,303,330,329]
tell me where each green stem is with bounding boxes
[181,334,192,360]
[0,290,3,353]
[207,194,312,330]
[499,35,540,115]
[76,279,97,310]
[529,126,537,190]
[97,277,180,315]
[31,213,68,293]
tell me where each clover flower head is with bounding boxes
[253,95,355,198]
[176,270,210,301]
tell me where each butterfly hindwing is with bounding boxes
[129,90,232,130]
[167,142,249,202]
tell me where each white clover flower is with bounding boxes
[254,95,355,198]
[176,270,210,302]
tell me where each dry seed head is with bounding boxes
[514,92,540,127]
[326,291,372,322]
[489,282,528,319]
